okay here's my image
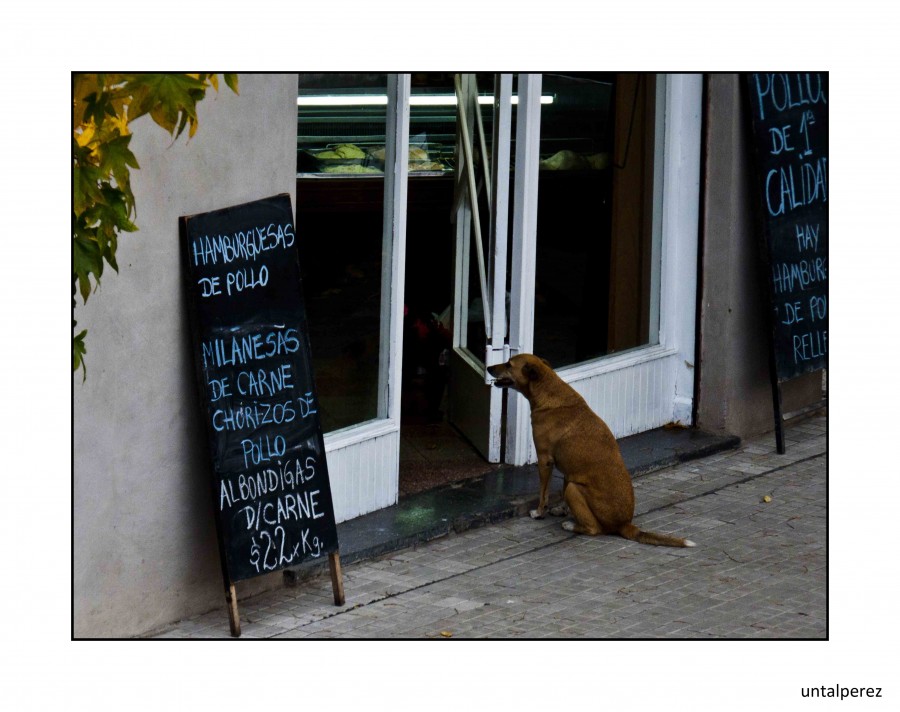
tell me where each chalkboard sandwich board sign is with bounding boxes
[180,194,344,635]
[743,73,828,451]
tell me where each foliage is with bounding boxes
[72,73,239,379]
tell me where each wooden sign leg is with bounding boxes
[768,347,786,455]
[225,582,242,637]
[329,551,345,606]
[771,381,786,455]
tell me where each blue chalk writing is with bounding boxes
[192,222,295,267]
[753,73,827,122]
[765,156,827,217]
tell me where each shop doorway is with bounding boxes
[398,73,503,496]
[397,73,536,495]
[295,73,702,520]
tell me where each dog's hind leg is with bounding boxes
[561,482,603,535]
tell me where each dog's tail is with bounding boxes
[619,523,695,548]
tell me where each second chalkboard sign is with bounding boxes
[181,194,343,634]
[743,73,828,453]
[743,72,828,382]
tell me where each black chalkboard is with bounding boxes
[181,194,339,583]
[743,73,828,382]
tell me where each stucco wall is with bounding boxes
[697,74,822,438]
[74,74,299,637]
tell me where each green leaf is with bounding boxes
[80,90,112,127]
[224,74,239,94]
[98,184,137,231]
[98,134,139,191]
[73,233,103,303]
[149,102,181,136]
[81,188,135,276]
[81,200,135,253]
[125,74,206,136]
[73,329,87,381]
[73,163,105,217]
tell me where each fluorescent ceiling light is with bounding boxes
[297,95,553,107]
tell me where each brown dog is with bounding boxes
[488,354,695,547]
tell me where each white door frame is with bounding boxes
[486,74,515,459]
[506,74,543,465]
[448,74,514,463]
[321,74,410,522]
[505,73,703,465]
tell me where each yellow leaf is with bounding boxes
[108,114,128,136]
[75,123,96,148]
[208,74,219,91]
[439,630,452,638]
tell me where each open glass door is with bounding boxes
[447,74,514,462]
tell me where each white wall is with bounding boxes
[74,74,299,637]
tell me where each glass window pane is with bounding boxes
[296,74,388,433]
[532,73,661,369]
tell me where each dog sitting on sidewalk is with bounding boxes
[488,354,695,547]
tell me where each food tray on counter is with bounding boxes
[299,142,451,175]
[299,143,374,173]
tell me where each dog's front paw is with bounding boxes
[529,509,545,520]
[549,504,568,517]
[561,520,576,532]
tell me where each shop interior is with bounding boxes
[294,73,657,497]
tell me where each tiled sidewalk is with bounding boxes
[153,416,825,639]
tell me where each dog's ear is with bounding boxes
[523,362,543,381]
